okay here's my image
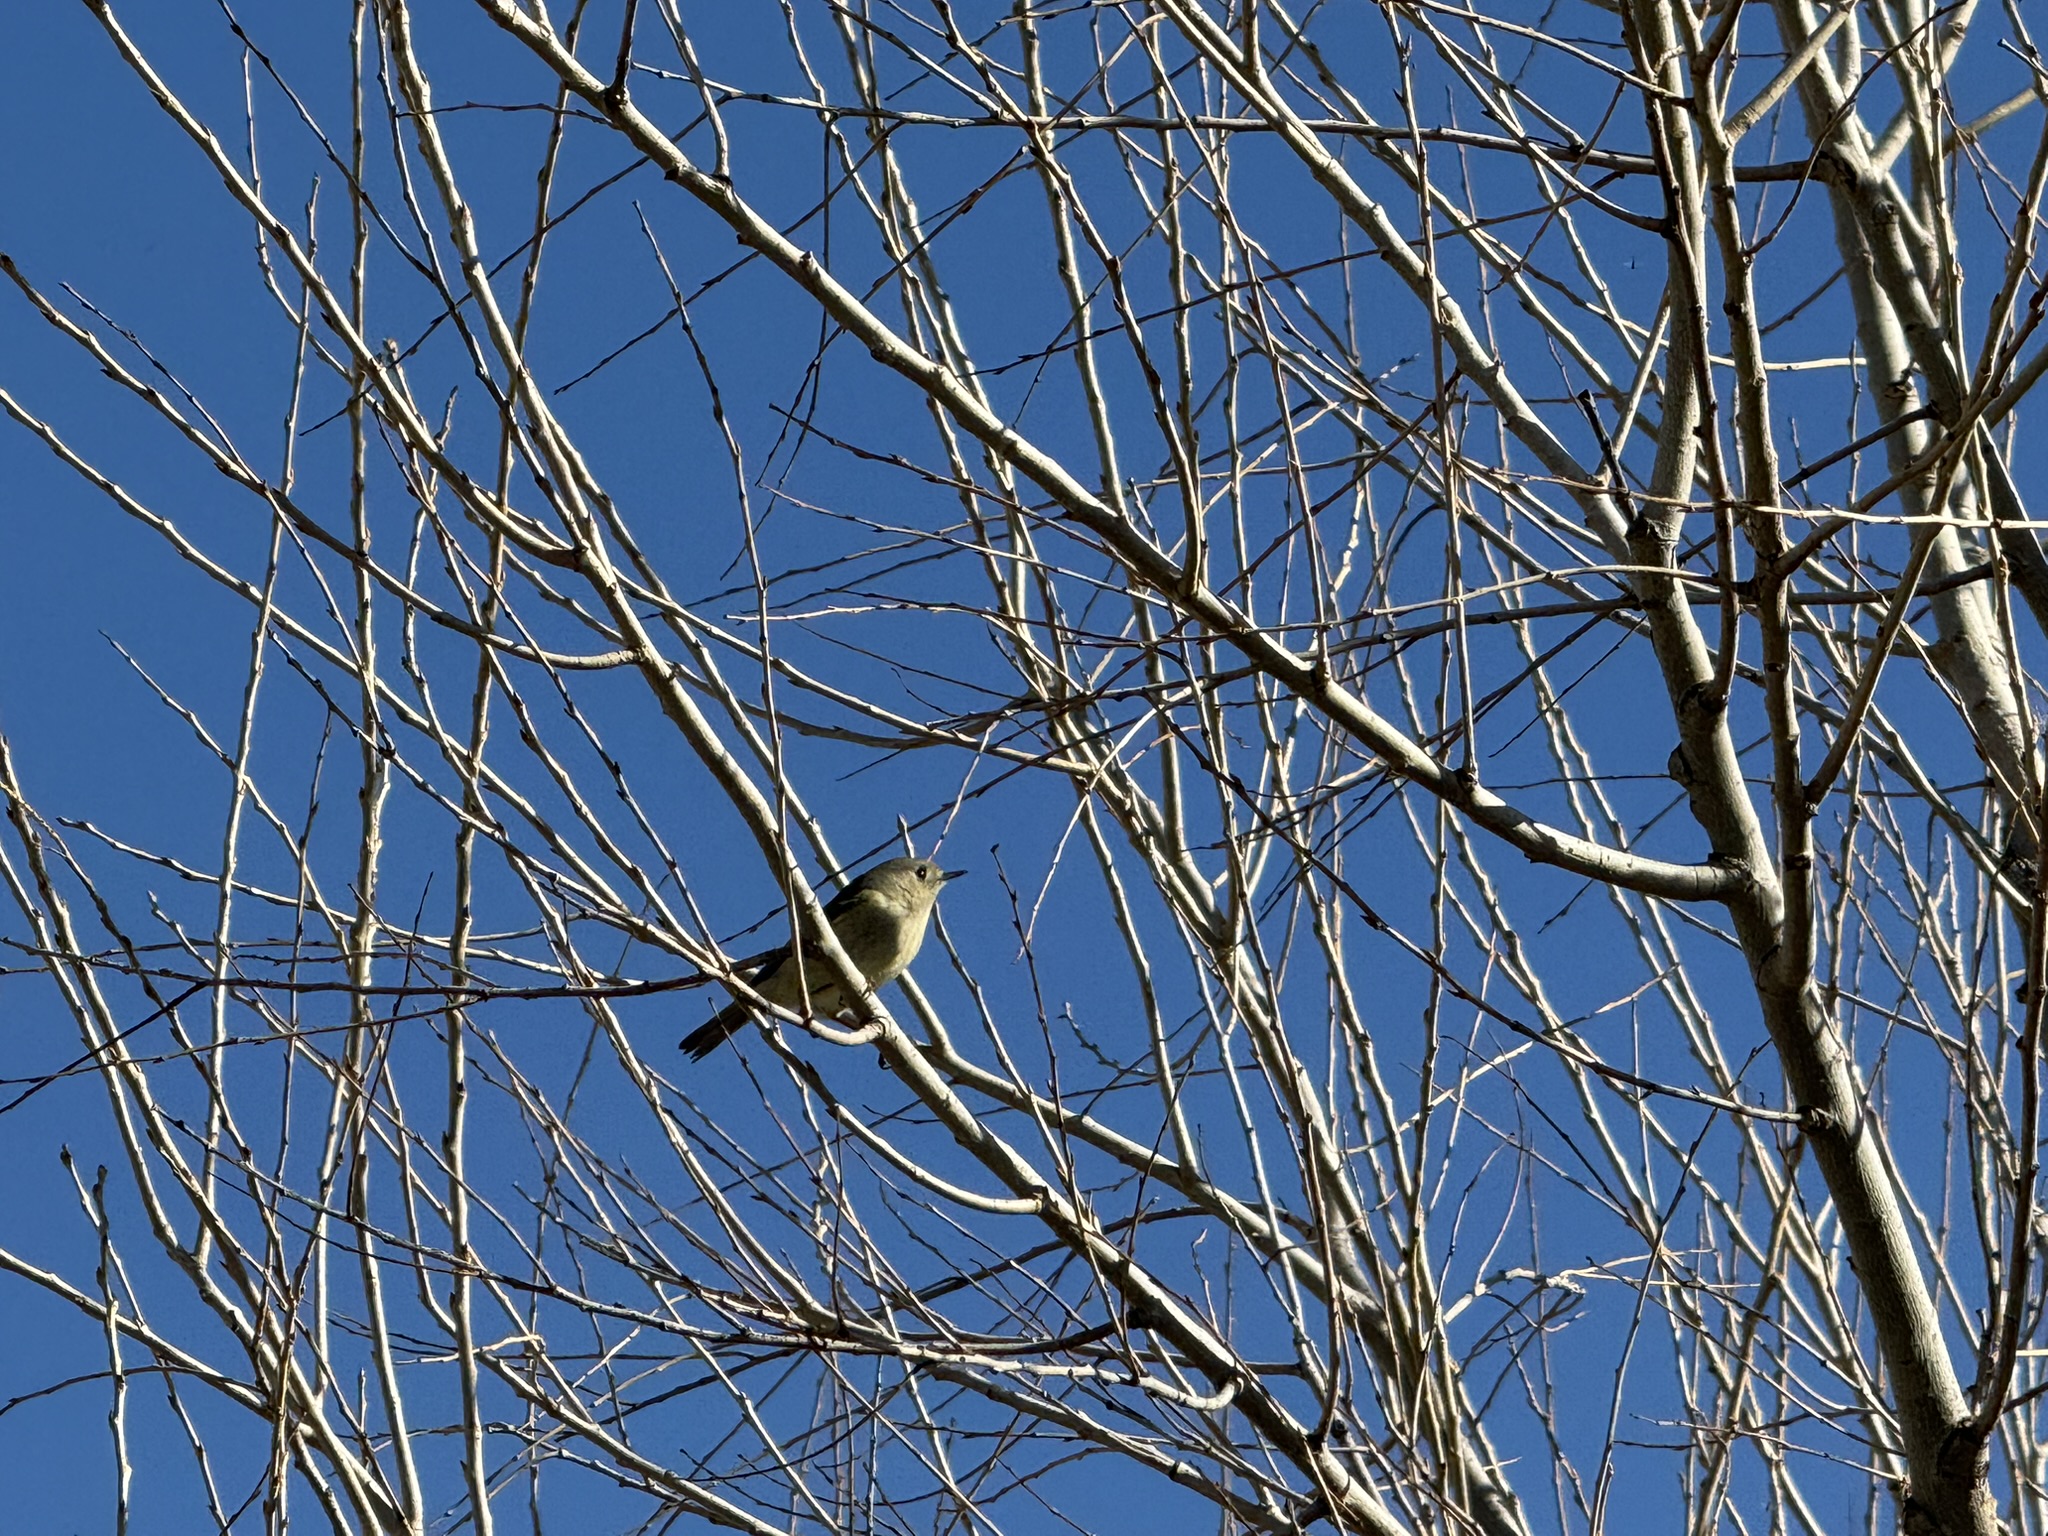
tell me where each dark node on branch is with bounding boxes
[1897,1483,1935,1536]
[1936,1421,1991,1483]
[1677,679,1727,722]
[1124,1300,1166,1333]
[1292,1490,1332,1530]
[1998,841,2037,895]
[1797,1104,1840,1137]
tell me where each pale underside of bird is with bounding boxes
[681,855,963,1059]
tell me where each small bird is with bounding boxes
[680,855,964,1059]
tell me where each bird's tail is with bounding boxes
[679,999,750,1060]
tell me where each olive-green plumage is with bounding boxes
[681,856,963,1059]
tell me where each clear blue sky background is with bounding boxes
[0,3,2039,1533]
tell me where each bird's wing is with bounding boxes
[820,879,870,922]
[727,942,792,977]
[681,888,864,1061]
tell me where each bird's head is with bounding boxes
[855,856,967,913]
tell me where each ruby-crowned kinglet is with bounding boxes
[681,855,964,1059]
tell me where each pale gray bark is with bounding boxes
[1,1,2045,1533]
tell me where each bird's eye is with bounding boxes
[916,864,930,880]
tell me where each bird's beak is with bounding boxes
[943,869,969,882]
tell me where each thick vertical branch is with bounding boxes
[9,3,2048,1534]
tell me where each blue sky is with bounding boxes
[2,3,2044,1534]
